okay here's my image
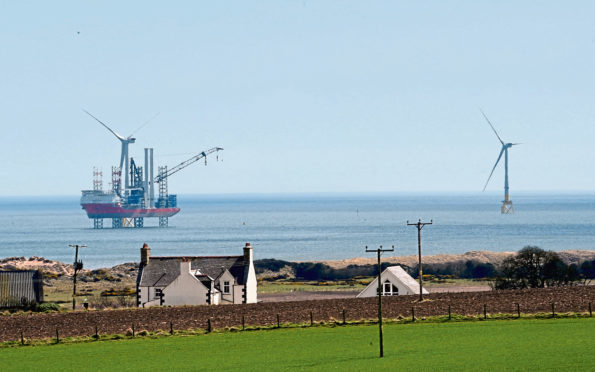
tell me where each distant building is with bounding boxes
[357,266,429,298]
[136,243,257,308]
[0,270,44,308]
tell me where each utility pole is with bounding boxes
[407,219,432,301]
[69,244,86,310]
[365,244,395,358]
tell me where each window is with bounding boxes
[223,281,230,294]
[154,288,163,299]
[383,281,392,295]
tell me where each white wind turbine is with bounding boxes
[84,110,147,193]
[480,109,520,214]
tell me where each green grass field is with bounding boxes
[1,318,593,371]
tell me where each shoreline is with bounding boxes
[316,249,595,269]
[1,249,593,276]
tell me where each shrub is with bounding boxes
[37,302,60,312]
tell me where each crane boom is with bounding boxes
[154,147,223,183]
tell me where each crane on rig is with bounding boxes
[152,147,224,227]
[155,147,224,183]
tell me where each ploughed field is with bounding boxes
[0,286,593,342]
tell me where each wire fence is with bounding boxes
[1,286,593,343]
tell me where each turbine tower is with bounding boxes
[84,110,136,193]
[480,109,519,214]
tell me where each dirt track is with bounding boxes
[0,286,593,342]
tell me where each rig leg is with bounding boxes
[159,217,168,228]
[112,218,122,229]
[134,217,144,228]
[93,218,103,229]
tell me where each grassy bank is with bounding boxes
[1,317,592,370]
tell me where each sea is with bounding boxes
[0,193,594,269]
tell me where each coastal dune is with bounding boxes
[1,250,593,275]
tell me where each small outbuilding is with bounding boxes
[357,266,429,298]
[136,242,257,308]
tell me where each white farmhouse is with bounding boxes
[357,266,429,298]
[136,242,257,308]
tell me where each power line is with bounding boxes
[365,244,395,358]
[69,244,86,310]
[407,219,432,301]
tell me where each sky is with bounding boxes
[1,1,595,196]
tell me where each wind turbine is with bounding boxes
[84,110,136,193]
[480,109,520,214]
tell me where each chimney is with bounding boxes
[141,243,150,266]
[243,242,253,264]
[180,258,191,274]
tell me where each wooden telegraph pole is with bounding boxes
[407,219,432,301]
[69,244,86,310]
[365,244,395,358]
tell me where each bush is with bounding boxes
[37,302,60,312]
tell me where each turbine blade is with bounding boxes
[483,147,505,191]
[129,112,159,138]
[511,143,522,146]
[83,109,125,141]
[479,108,504,145]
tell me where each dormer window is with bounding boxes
[223,281,230,294]
[383,281,391,295]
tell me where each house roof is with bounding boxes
[357,265,429,297]
[138,256,247,288]
[385,266,428,294]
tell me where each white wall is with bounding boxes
[243,248,258,304]
[162,262,210,306]
[216,270,236,303]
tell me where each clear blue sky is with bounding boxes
[1,1,594,196]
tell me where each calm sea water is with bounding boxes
[0,193,594,269]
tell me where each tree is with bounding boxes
[494,246,568,290]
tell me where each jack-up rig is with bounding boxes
[80,111,223,228]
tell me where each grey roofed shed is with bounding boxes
[0,270,44,307]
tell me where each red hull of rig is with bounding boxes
[81,203,180,219]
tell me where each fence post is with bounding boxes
[448,305,451,320]
[242,315,245,331]
[207,319,212,333]
[551,303,555,318]
[484,304,487,320]
[342,309,346,325]
[170,321,173,335]
[411,307,415,322]
[277,314,280,328]
[20,330,24,345]
[589,302,592,317]
[55,328,59,344]
[95,325,98,339]
[132,324,135,337]
[516,303,520,319]
[310,311,313,326]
